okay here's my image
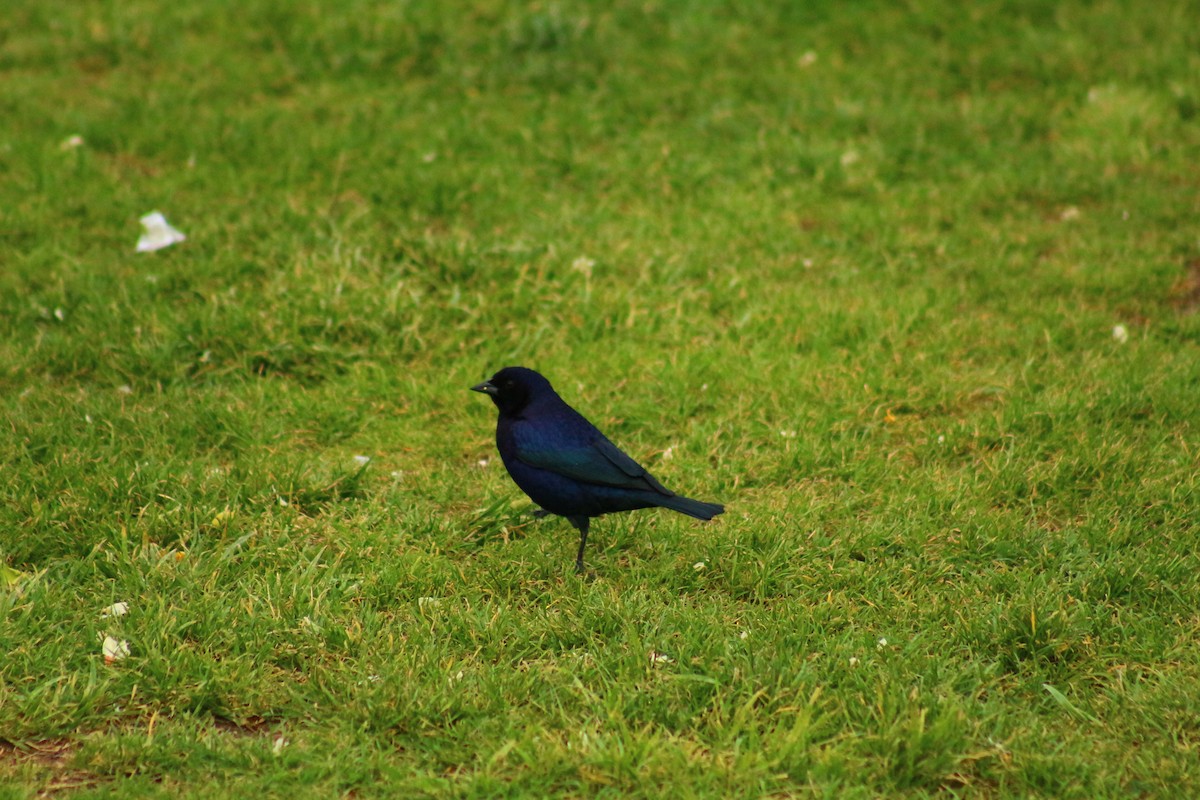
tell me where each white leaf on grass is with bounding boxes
[101,635,130,663]
[136,211,187,253]
[100,602,129,619]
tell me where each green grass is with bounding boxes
[3,0,1200,796]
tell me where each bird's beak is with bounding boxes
[471,380,498,395]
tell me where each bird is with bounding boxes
[471,366,724,573]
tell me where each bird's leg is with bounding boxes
[533,508,552,519]
[568,516,590,573]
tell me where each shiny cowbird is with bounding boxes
[472,366,724,572]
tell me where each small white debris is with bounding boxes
[779,429,797,438]
[447,669,464,685]
[848,656,860,667]
[136,211,187,253]
[60,135,85,151]
[476,457,490,468]
[649,651,674,665]
[100,602,129,619]
[798,51,818,68]
[937,435,945,444]
[692,561,706,571]
[700,383,708,392]
[802,258,814,268]
[278,497,289,507]
[53,307,65,321]
[571,256,595,279]
[417,596,441,610]
[353,455,371,466]
[1112,324,1129,344]
[1060,206,1081,221]
[390,471,404,480]
[662,446,675,461]
[421,152,437,163]
[85,414,94,424]
[101,635,130,663]
[877,637,888,649]
[368,674,381,683]
[840,150,860,167]
[198,350,212,363]
[117,385,133,395]
[739,630,749,640]
[271,735,287,755]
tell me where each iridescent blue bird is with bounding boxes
[472,367,724,572]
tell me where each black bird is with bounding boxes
[472,366,724,572]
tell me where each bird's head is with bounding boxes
[471,366,554,415]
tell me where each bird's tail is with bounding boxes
[657,494,725,521]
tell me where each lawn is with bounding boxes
[2,0,1199,796]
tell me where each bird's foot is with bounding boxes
[533,508,552,519]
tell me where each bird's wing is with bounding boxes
[515,434,673,496]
